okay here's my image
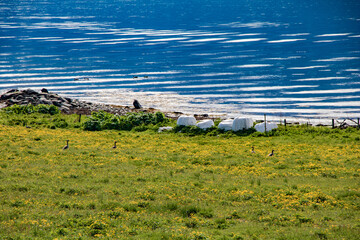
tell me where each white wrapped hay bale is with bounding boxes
[232,117,253,131]
[254,122,278,133]
[158,127,173,132]
[218,119,234,131]
[177,115,196,126]
[196,119,214,129]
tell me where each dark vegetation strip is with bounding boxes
[1,104,359,139]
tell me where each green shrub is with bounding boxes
[4,104,60,115]
[52,117,68,128]
[174,125,215,136]
[83,119,101,131]
[37,104,60,115]
[155,111,165,122]
[82,111,170,131]
[174,124,257,137]
[5,104,33,114]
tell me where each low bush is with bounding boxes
[52,117,69,128]
[83,118,102,131]
[4,104,60,115]
[83,111,170,131]
[173,125,209,135]
[174,124,257,137]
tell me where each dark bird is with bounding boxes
[268,150,274,157]
[133,76,138,79]
[62,140,69,150]
[251,146,255,153]
[133,99,142,109]
[112,141,117,149]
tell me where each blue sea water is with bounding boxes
[0,0,360,120]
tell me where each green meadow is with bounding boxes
[0,109,359,239]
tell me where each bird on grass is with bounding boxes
[62,140,69,150]
[251,146,255,153]
[112,141,117,149]
[268,150,274,157]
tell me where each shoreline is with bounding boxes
[0,88,359,127]
[0,88,217,120]
[56,89,360,125]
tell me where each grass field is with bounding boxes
[0,112,359,239]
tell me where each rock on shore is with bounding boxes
[0,89,135,115]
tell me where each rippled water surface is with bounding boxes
[1,0,360,120]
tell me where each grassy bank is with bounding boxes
[0,110,359,239]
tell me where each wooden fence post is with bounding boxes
[78,114,82,123]
[332,119,335,129]
[264,114,267,133]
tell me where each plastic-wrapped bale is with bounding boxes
[177,115,196,126]
[232,117,253,131]
[196,119,214,129]
[158,127,173,132]
[218,119,234,131]
[254,122,278,133]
